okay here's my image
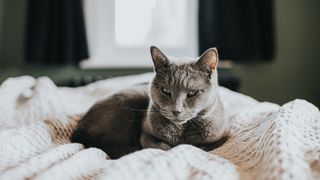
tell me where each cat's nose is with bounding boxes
[172,111,181,116]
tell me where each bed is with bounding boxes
[0,73,319,180]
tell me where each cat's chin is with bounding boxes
[174,120,189,125]
[169,118,190,125]
[160,112,193,125]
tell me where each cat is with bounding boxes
[141,46,229,150]
[71,46,229,159]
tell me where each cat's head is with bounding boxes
[149,46,219,124]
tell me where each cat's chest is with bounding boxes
[181,120,216,144]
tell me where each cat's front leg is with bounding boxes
[140,132,172,150]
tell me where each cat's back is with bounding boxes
[71,83,149,158]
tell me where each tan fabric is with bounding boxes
[0,74,319,180]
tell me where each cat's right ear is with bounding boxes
[195,48,219,78]
[150,46,169,73]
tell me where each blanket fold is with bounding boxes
[0,74,319,180]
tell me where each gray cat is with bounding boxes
[71,46,229,158]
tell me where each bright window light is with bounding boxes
[82,0,197,68]
[115,0,187,47]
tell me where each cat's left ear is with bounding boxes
[196,48,219,71]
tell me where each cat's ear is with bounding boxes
[150,46,169,72]
[196,48,219,71]
[196,48,218,79]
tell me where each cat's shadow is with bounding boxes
[194,136,229,151]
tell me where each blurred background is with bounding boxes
[0,0,319,107]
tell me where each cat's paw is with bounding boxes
[196,136,229,151]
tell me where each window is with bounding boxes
[81,0,198,68]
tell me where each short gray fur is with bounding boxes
[71,46,229,158]
[141,46,229,150]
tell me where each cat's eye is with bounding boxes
[187,90,199,98]
[161,87,171,96]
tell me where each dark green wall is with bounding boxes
[0,0,3,58]
[0,0,26,66]
[233,0,320,106]
[0,0,319,106]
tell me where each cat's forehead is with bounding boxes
[171,69,207,89]
[156,61,210,89]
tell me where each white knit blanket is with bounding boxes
[0,73,319,180]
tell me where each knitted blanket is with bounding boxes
[0,73,319,180]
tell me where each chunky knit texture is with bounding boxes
[0,73,319,180]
